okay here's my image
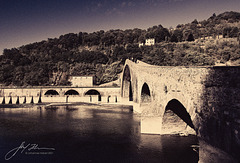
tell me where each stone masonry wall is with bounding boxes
[195,66,240,161]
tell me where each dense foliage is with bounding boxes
[0,11,240,86]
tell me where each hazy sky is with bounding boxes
[1,0,240,54]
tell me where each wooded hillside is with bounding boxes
[0,11,240,86]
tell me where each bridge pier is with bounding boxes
[138,102,163,134]
[0,97,3,104]
[139,100,197,135]
[19,96,26,104]
[12,97,18,104]
[5,97,11,104]
[132,102,141,113]
[141,116,162,134]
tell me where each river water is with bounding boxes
[0,104,199,163]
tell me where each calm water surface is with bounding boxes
[0,104,198,163]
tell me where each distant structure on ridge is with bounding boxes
[139,38,155,47]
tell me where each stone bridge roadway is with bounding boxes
[121,59,240,162]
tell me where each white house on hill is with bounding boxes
[139,38,155,47]
[145,38,155,46]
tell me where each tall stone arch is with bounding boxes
[121,65,133,101]
[141,82,151,103]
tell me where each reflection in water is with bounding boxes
[139,134,163,150]
[0,105,198,163]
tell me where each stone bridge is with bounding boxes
[121,59,240,162]
[0,86,120,104]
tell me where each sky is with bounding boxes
[0,0,240,54]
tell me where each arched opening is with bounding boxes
[85,89,101,101]
[44,90,59,96]
[9,97,12,104]
[2,97,5,104]
[85,89,100,95]
[162,99,195,135]
[16,96,20,104]
[23,96,26,104]
[64,89,79,95]
[66,96,69,103]
[30,96,34,104]
[122,65,133,101]
[38,95,42,103]
[141,83,151,103]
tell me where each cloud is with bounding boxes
[128,2,133,7]
[86,2,104,13]
[169,0,184,2]
[105,7,125,17]
[121,2,126,7]
[97,3,102,8]
[143,0,163,6]
[120,1,135,8]
[144,0,184,5]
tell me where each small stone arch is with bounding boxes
[162,99,195,135]
[85,89,101,101]
[141,82,151,103]
[44,90,59,96]
[122,65,133,101]
[85,89,100,95]
[64,89,79,95]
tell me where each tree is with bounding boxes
[223,27,231,38]
[230,27,239,38]
[101,32,115,46]
[187,33,195,42]
[170,34,178,42]
[191,19,198,24]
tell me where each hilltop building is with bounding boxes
[138,43,144,47]
[139,38,155,47]
[145,38,155,46]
